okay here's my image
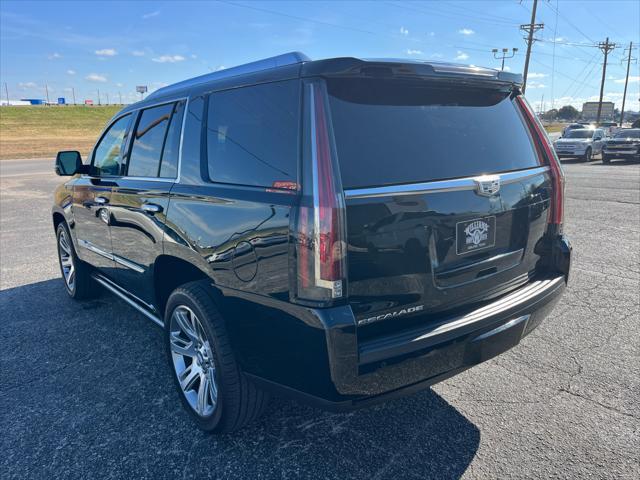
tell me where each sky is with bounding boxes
[1,0,639,110]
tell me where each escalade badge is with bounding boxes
[474,175,501,196]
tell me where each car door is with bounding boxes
[108,100,185,308]
[72,114,133,276]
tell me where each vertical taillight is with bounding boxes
[516,95,565,231]
[294,81,347,304]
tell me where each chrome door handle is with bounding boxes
[141,203,163,214]
[95,196,109,205]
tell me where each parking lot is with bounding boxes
[1,158,638,479]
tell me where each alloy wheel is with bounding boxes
[169,305,218,417]
[58,229,75,292]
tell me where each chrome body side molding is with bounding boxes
[78,239,144,273]
[92,273,164,328]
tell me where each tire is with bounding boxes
[602,154,611,164]
[56,222,95,299]
[582,148,592,162]
[165,280,269,432]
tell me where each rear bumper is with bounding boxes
[250,237,571,411]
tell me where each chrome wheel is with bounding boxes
[169,306,218,417]
[58,228,75,292]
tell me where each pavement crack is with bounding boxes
[557,387,639,421]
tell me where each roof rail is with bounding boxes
[147,51,310,99]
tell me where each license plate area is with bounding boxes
[456,216,496,255]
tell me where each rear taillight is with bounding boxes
[516,95,565,231]
[293,81,347,304]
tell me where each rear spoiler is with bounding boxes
[301,57,522,87]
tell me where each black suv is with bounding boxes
[52,52,571,432]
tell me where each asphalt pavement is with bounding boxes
[1,157,639,479]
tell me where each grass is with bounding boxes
[0,105,567,160]
[0,105,122,160]
[544,124,566,134]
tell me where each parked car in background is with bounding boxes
[597,121,619,137]
[51,52,571,432]
[602,129,640,163]
[553,128,605,161]
[561,123,587,137]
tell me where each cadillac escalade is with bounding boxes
[52,52,571,432]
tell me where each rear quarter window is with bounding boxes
[327,78,541,189]
[205,80,300,189]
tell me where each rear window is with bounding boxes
[327,78,540,189]
[206,80,300,188]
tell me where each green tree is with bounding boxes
[558,105,579,120]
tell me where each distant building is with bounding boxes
[0,100,32,106]
[581,102,614,122]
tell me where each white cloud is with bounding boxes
[142,10,160,19]
[191,54,198,59]
[528,72,547,79]
[152,54,185,63]
[66,69,76,75]
[18,82,37,89]
[429,31,435,37]
[458,28,475,35]
[131,50,146,57]
[399,26,409,36]
[503,66,512,72]
[48,52,61,60]
[455,51,469,61]
[527,82,547,89]
[86,73,107,82]
[431,53,444,59]
[406,49,423,55]
[115,82,124,87]
[95,48,117,56]
[615,75,639,84]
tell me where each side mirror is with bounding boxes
[55,151,85,176]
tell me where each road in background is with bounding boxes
[1,158,639,479]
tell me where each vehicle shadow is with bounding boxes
[1,279,480,480]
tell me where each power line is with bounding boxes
[385,1,519,26]
[542,0,596,45]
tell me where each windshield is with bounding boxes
[614,130,640,139]
[565,130,593,139]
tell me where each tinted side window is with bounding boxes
[159,101,185,178]
[93,114,132,176]
[128,103,174,177]
[206,80,299,188]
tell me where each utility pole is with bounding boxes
[520,0,544,94]
[4,82,9,105]
[619,41,636,126]
[97,89,101,106]
[72,87,76,105]
[45,84,50,104]
[539,94,545,115]
[106,92,109,105]
[119,91,122,105]
[596,37,616,125]
[492,47,518,71]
